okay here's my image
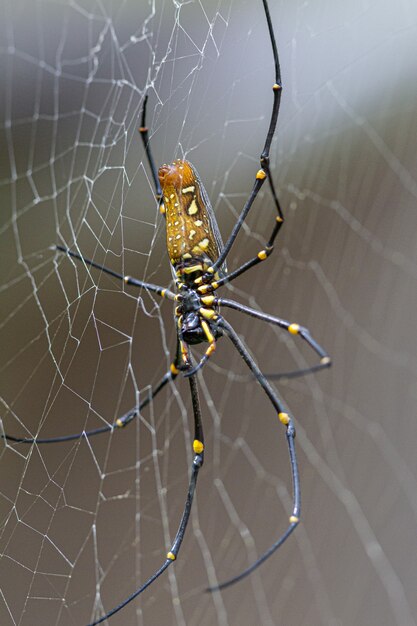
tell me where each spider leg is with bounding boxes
[207,316,300,592]
[55,246,175,300]
[217,297,331,376]
[1,343,182,444]
[204,164,286,292]
[56,97,174,301]
[203,0,282,281]
[183,319,219,378]
[87,371,205,626]
[138,95,164,214]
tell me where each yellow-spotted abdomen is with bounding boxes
[158,160,224,274]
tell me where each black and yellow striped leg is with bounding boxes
[209,182,284,290]
[56,246,175,300]
[206,173,267,280]
[2,343,182,445]
[183,319,218,378]
[203,237,275,290]
[204,0,282,281]
[217,298,331,378]
[87,371,205,626]
[208,317,300,591]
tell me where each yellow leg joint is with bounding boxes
[200,307,217,320]
[273,83,282,91]
[193,439,204,454]
[201,295,216,306]
[288,323,300,335]
[257,250,267,261]
[180,341,189,362]
[167,551,176,561]
[289,515,299,523]
[278,412,290,425]
[123,275,131,284]
[116,418,124,428]
[160,204,166,214]
[201,320,215,344]
[206,343,216,357]
[170,363,180,375]
[256,169,267,180]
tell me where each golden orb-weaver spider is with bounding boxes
[2,1,331,624]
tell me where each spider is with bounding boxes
[2,1,331,624]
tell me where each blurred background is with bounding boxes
[1,1,416,625]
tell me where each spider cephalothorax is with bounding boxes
[175,283,222,349]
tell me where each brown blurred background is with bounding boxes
[1,1,416,625]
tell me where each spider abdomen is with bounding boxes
[158,160,225,279]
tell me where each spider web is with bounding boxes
[1,1,417,625]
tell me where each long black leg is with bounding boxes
[217,298,331,372]
[207,317,300,591]
[87,371,205,626]
[56,246,175,300]
[2,343,182,444]
[210,205,283,290]
[204,0,282,282]
[138,95,164,213]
